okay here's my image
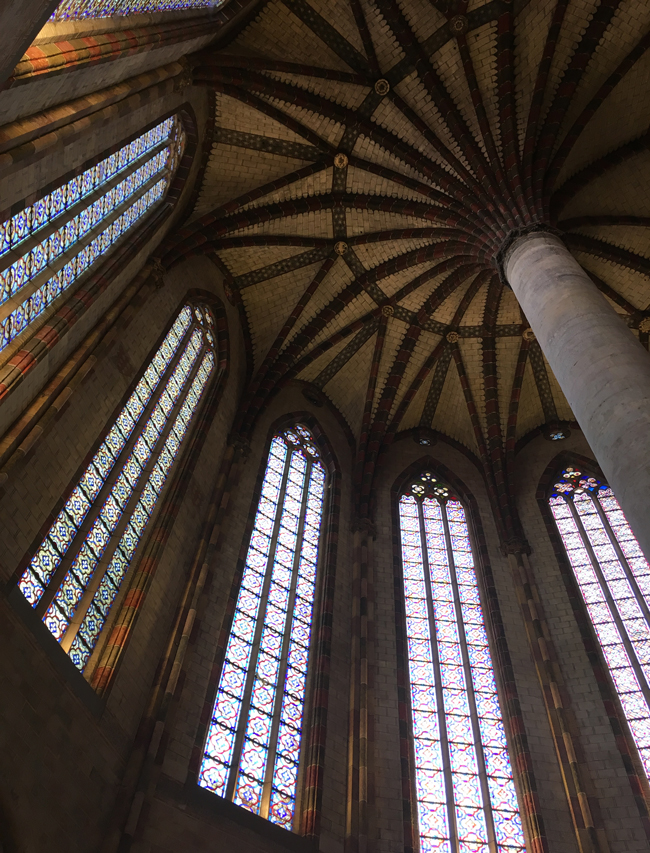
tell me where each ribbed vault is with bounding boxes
[162,0,650,539]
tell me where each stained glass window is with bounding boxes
[50,0,226,20]
[549,467,650,780]
[18,299,217,674]
[0,116,185,354]
[199,424,326,831]
[398,472,526,853]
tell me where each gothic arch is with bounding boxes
[391,456,545,853]
[536,452,650,837]
[193,411,340,838]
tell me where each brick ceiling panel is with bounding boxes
[344,166,432,202]
[351,239,438,269]
[515,359,545,441]
[555,1,650,153]
[497,289,522,326]
[458,336,487,436]
[233,0,355,70]
[359,0,406,71]
[216,92,308,143]
[556,50,650,187]
[174,0,650,481]
[218,245,308,277]
[241,263,324,365]
[432,361,479,452]
[261,72,370,110]
[396,0,446,45]
[430,37,487,159]
[389,329,442,422]
[322,335,378,434]
[514,0,555,149]
[393,73,470,173]
[496,337,523,438]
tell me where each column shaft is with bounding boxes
[506,232,650,558]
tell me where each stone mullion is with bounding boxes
[33,321,198,620]
[0,136,170,279]
[59,345,208,655]
[224,450,294,802]
[0,165,170,326]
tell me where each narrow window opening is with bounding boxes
[17,299,217,674]
[199,424,326,831]
[0,116,185,354]
[398,471,526,852]
[549,466,650,780]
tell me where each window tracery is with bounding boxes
[549,467,650,780]
[18,299,217,674]
[199,424,326,830]
[398,472,526,853]
[0,116,185,355]
[50,0,226,20]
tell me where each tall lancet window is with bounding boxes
[398,472,526,853]
[549,467,650,779]
[199,424,326,830]
[0,116,185,354]
[17,299,217,673]
[50,0,225,20]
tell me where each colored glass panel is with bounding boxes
[0,117,185,354]
[399,471,525,853]
[549,467,650,778]
[51,0,226,19]
[17,301,216,673]
[199,425,325,831]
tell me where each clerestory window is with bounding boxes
[49,0,226,20]
[549,466,650,780]
[398,472,526,853]
[17,299,218,675]
[199,424,327,830]
[0,115,185,356]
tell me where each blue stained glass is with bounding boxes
[399,479,525,852]
[18,302,214,672]
[200,426,326,828]
[0,117,185,354]
[550,469,650,781]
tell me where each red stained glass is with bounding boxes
[399,475,525,851]
[200,425,325,829]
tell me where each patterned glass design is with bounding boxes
[18,300,217,673]
[549,467,650,779]
[50,0,225,20]
[399,472,526,853]
[0,116,185,354]
[199,425,326,831]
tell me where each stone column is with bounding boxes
[0,0,59,87]
[505,231,650,558]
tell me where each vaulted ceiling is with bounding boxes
[163,0,650,526]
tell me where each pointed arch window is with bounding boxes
[18,298,217,674]
[549,467,650,780]
[199,424,327,830]
[398,472,526,853]
[0,115,185,355]
[50,0,226,20]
